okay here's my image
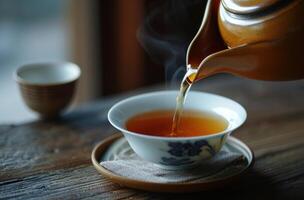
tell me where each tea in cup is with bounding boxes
[108,91,246,169]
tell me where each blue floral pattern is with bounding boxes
[167,140,215,157]
[160,140,216,166]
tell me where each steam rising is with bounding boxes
[137,0,205,85]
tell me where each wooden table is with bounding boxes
[1,76,304,199]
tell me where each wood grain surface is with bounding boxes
[1,76,304,199]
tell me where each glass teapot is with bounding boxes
[187,0,304,81]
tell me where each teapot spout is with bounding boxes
[186,0,226,68]
[195,28,304,81]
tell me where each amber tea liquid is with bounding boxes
[126,109,228,137]
[171,66,198,135]
[127,65,224,137]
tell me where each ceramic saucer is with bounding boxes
[91,133,254,193]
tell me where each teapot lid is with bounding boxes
[222,0,282,14]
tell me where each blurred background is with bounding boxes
[0,0,205,123]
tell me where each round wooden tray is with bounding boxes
[91,133,255,193]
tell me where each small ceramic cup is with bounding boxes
[108,91,247,170]
[14,62,81,118]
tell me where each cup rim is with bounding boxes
[108,90,247,141]
[14,61,81,86]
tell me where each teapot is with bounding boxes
[187,0,304,81]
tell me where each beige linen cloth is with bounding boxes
[100,145,247,183]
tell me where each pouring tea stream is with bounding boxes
[172,0,304,134]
